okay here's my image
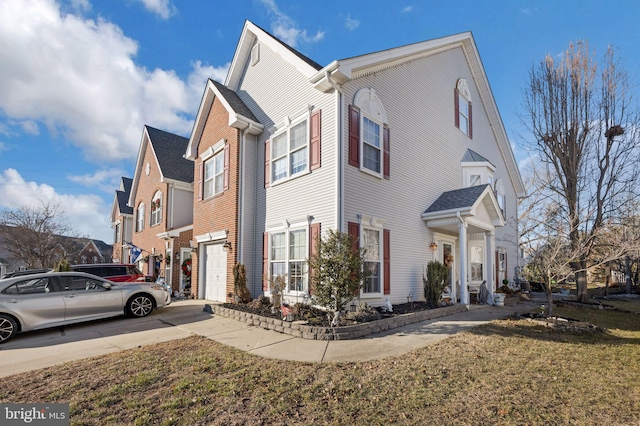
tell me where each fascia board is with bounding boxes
[128,128,151,207]
[186,80,264,159]
[226,21,319,90]
[338,33,469,80]
[421,207,472,221]
[185,81,215,160]
[461,36,525,198]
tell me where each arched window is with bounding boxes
[455,78,472,138]
[150,191,162,226]
[136,202,145,232]
[348,88,390,179]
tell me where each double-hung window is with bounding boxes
[204,151,224,198]
[150,191,162,226]
[362,228,381,294]
[136,203,145,232]
[362,115,381,174]
[269,227,308,294]
[455,78,473,138]
[271,118,308,183]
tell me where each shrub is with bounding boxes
[308,229,365,318]
[53,259,71,272]
[424,260,449,306]
[233,263,251,303]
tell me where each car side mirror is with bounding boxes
[102,283,112,290]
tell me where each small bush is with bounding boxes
[346,303,381,323]
[424,261,449,306]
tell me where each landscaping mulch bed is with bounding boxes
[221,299,450,327]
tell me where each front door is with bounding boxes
[204,243,227,302]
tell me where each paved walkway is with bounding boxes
[0,294,544,377]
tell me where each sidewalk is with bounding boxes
[196,294,542,363]
[0,294,542,377]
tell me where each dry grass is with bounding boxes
[1,300,639,425]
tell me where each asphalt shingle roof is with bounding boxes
[423,184,490,214]
[461,149,495,166]
[210,79,259,123]
[251,22,323,71]
[116,177,133,215]
[145,126,193,184]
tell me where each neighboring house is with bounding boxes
[129,125,194,292]
[110,177,134,263]
[185,21,525,306]
[70,239,112,265]
[0,226,111,271]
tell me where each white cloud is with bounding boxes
[0,168,112,241]
[344,14,360,31]
[0,0,212,163]
[67,168,128,193]
[259,0,324,47]
[134,0,175,19]
[0,142,7,154]
[401,6,414,13]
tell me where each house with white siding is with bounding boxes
[186,20,524,307]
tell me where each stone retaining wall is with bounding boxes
[211,304,468,340]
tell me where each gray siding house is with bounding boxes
[187,20,524,306]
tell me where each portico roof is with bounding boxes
[421,184,505,234]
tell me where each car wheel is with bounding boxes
[127,294,154,318]
[0,314,18,344]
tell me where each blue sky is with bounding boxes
[1,0,639,243]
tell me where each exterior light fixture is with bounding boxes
[430,241,438,251]
[223,241,232,252]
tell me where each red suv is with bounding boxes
[70,264,146,282]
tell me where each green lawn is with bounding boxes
[1,299,639,425]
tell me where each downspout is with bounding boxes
[326,70,343,231]
[237,129,244,267]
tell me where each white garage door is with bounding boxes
[204,243,227,302]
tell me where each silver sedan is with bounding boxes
[0,271,171,344]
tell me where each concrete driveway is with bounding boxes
[0,299,213,378]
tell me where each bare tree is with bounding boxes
[522,42,640,302]
[0,201,79,269]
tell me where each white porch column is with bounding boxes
[458,219,469,305]
[485,231,495,305]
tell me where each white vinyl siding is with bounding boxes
[235,36,337,295]
[342,45,519,304]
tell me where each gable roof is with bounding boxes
[422,184,505,231]
[185,79,263,160]
[128,126,193,207]
[423,184,491,214]
[310,32,525,198]
[115,177,133,216]
[146,126,193,183]
[462,149,493,165]
[225,20,323,91]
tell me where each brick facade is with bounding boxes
[190,98,240,302]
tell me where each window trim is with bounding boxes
[267,223,310,296]
[270,114,310,186]
[469,241,485,283]
[136,203,145,232]
[360,112,383,178]
[361,226,382,296]
[203,150,225,199]
[150,191,162,227]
